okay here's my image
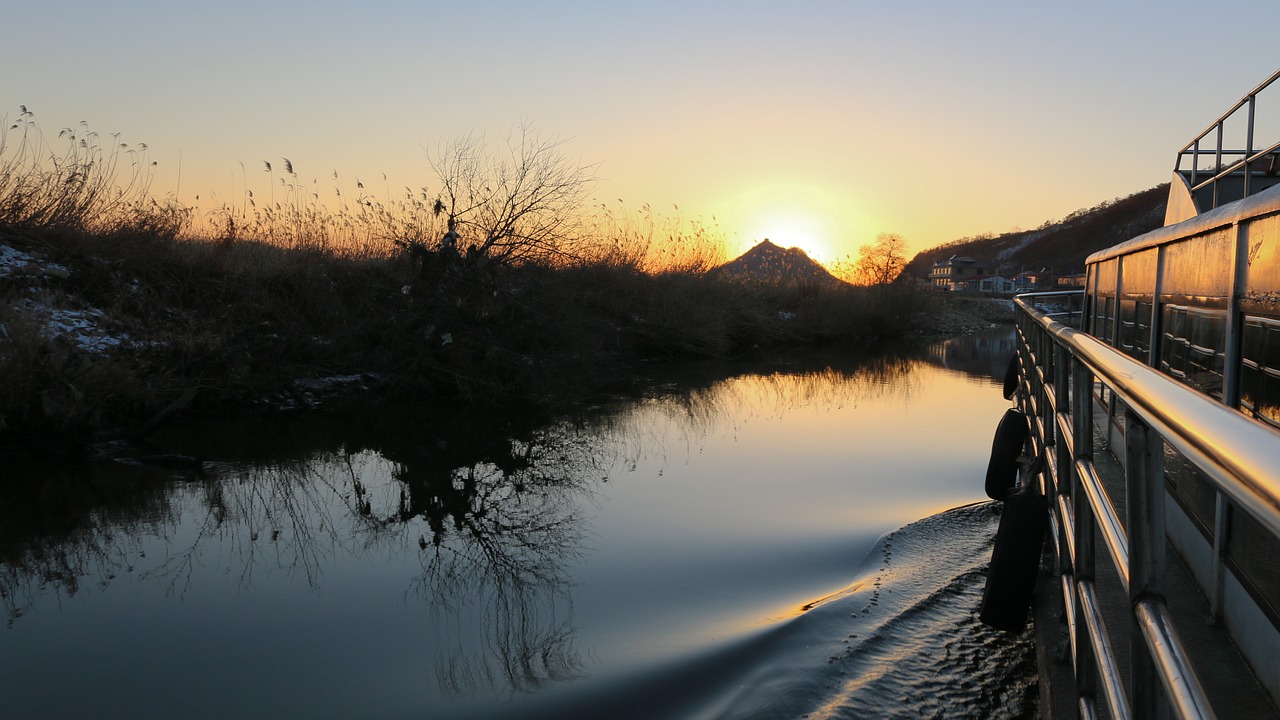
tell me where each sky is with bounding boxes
[5,0,1279,264]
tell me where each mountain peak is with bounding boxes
[713,239,841,284]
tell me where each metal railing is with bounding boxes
[1176,69,1280,212]
[1013,290,1280,720]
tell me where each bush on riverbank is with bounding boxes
[1,222,941,444]
[0,115,946,451]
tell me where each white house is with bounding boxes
[976,275,1016,295]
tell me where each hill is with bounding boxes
[712,239,844,284]
[904,184,1168,281]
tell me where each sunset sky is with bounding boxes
[5,1,1278,263]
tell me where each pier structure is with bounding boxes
[1010,70,1280,719]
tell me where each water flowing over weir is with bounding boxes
[0,328,1035,720]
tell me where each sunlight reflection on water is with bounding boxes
[0,327,1023,719]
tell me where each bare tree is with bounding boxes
[856,232,908,285]
[429,125,597,266]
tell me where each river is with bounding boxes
[0,326,1036,719]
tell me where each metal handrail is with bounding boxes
[1013,289,1280,719]
[1078,579,1130,720]
[1134,600,1216,720]
[1175,69,1280,210]
[1018,295,1280,537]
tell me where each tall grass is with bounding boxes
[0,112,938,445]
[192,167,442,258]
[0,108,188,240]
[577,201,728,274]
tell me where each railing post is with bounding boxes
[1149,245,1166,371]
[1245,94,1256,199]
[1126,410,1169,719]
[1017,322,1031,418]
[1192,138,1201,189]
[1054,343,1070,503]
[1070,353,1100,707]
[1213,121,1224,209]
[1211,497,1232,621]
[1071,353,1099,708]
[1224,220,1246,408]
[1040,330,1056,497]
[1211,219,1249,620]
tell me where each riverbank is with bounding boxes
[0,228,1009,459]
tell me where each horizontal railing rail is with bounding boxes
[1175,69,1280,211]
[1013,289,1280,719]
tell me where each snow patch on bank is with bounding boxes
[1,243,127,355]
[19,301,129,354]
[0,244,69,278]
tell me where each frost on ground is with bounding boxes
[0,244,69,279]
[10,301,129,355]
[1,243,127,355]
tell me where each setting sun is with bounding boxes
[747,212,831,262]
[718,180,869,266]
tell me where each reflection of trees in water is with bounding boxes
[0,420,604,696]
[379,424,605,695]
[616,354,922,455]
[921,326,1017,383]
[716,355,922,414]
[0,349,936,690]
[140,456,377,597]
[0,458,349,623]
[0,465,176,626]
[417,468,584,692]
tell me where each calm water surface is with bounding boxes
[1,328,1035,719]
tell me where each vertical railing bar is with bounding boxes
[1126,411,1169,719]
[1055,343,1071,503]
[1150,245,1166,371]
[1244,95,1256,199]
[1210,498,1231,622]
[1036,417,1050,496]
[1224,220,1246,407]
[1191,138,1200,190]
[1034,325,1050,496]
[1106,263,1120,432]
[1045,330,1057,498]
[1116,255,1127,354]
[1073,357,1099,708]
[1212,219,1249,619]
[1213,121,1224,209]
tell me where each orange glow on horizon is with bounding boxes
[715,179,876,266]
